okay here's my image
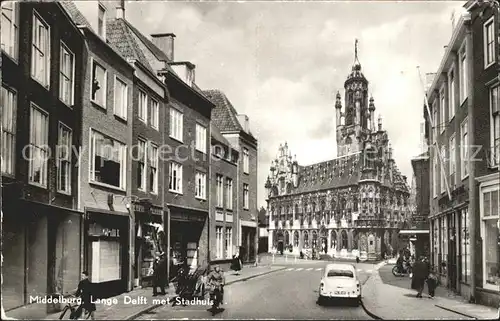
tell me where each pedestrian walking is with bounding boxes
[74,271,96,320]
[230,251,242,275]
[426,271,438,298]
[411,256,429,298]
[207,265,225,316]
[152,252,167,296]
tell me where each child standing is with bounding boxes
[426,271,438,298]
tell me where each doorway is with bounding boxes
[277,241,284,255]
[448,213,457,291]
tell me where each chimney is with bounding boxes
[116,0,125,19]
[151,33,175,61]
[237,114,250,133]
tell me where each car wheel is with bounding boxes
[317,295,325,305]
[352,298,360,307]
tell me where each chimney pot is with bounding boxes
[151,33,176,61]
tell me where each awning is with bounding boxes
[399,230,429,234]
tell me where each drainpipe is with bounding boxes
[464,14,477,304]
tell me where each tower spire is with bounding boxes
[354,38,360,66]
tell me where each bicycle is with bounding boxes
[58,295,91,320]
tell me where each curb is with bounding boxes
[359,262,386,320]
[124,267,287,320]
[435,305,479,320]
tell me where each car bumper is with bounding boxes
[320,291,360,299]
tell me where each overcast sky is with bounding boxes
[122,0,465,209]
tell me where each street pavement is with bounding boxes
[135,262,377,320]
[361,263,499,320]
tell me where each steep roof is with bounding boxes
[106,19,155,74]
[203,89,243,132]
[122,19,170,62]
[291,153,362,194]
[59,2,92,30]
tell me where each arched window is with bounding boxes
[304,232,309,248]
[341,230,348,249]
[312,231,318,248]
[331,231,337,248]
[293,231,299,247]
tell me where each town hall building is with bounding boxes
[265,42,411,260]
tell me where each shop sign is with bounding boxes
[171,211,205,222]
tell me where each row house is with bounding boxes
[62,1,135,299]
[1,2,86,318]
[425,0,499,308]
[209,124,239,270]
[204,89,259,264]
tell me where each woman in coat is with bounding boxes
[411,256,429,298]
[230,251,242,275]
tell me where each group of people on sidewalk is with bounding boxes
[410,256,438,299]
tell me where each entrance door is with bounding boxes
[277,241,284,254]
[448,213,457,291]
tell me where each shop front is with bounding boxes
[133,202,165,288]
[169,206,208,279]
[84,209,130,299]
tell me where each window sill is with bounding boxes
[31,76,50,91]
[460,98,468,108]
[138,117,147,125]
[150,191,158,196]
[195,148,207,155]
[243,171,249,175]
[195,196,206,201]
[59,98,74,109]
[89,180,125,193]
[169,136,184,144]
[151,125,159,131]
[226,208,233,212]
[2,50,18,64]
[114,114,127,123]
[91,100,106,111]
[57,189,72,196]
[243,207,249,211]
[28,181,48,189]
[215,206,224,210]
[461,174,469,181]
[484,61,495,70]
[169,189,183,195]
[449,115,455,123]
[1,171,15,179]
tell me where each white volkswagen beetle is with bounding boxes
[318,263,361,306]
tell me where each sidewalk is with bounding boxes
[35,265,285,320]
[361,263,499,320]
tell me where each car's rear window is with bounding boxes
[327,269,354,278]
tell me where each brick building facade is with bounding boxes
[425,0,499,307]
[1,2,86,317]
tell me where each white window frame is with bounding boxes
[216,174,224,207]
[440,87,446,133]
[169,108,183,142]
[216,226,224,259]
[168,162,183,194]
[1,1,19,61]
[137,138,147,191]
[89,128,127,190]
[59,42,75,106]
[479,181,500,291]
[1,85,16,176]
[226,178,233,210]
[149,143,158,194]
[483,17,496,69]
[449,134,456,186]
[243,183,249,209]
[448,67,455,121]
[461,117,469,180]
[97,3,106,40]
[195,123,207,154]
[433,152,438,198]
[243,148,249,174]
[225,227,233,259]
[195,171,207,200]
[31,11,51,88]
[489,85,499,168]
[57,122,72,194]
[138,90,147,123]
[28,103,49,188]
[150,98,159,130]
[459,41,468,104]
[440,146,446,194]
[90,58,107,108]
[432,101,438,143]
[113,76,127,120]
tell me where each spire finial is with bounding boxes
[355,38,358,62]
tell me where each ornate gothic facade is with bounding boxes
[265,43,411,260]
